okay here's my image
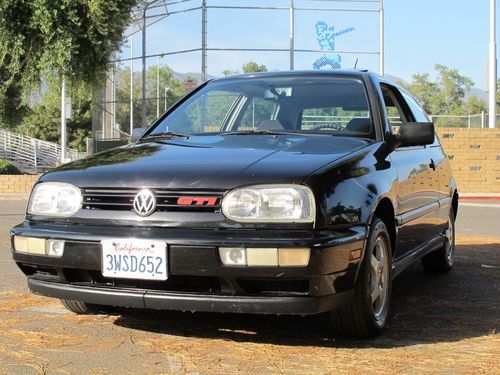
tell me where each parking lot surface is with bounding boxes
[0,199,498,374]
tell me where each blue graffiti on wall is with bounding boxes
[313,21,354,70]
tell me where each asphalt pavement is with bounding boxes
[0,197,497,293]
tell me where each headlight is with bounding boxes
[222,185,315,223]
[28,182,82,217]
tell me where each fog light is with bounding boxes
[247,248,278,266]
[13,236,46,255]
[219,247,247,266]
[278,248,310,267]
[47,239,65,257]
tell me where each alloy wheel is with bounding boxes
[370,236,390,319]
[444,217,455,266]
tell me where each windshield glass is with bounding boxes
[148,76,374,138]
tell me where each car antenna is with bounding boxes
[354,58,359,69]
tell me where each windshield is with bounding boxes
[148,76,374,138]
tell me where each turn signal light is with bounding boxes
[278,248,311,267]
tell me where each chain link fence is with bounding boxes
[430,113,500,128]
[91,0,498,154]
[92,0,384,151]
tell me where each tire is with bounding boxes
[330,217,392,338]
[421,209,455,274]
[60,299,113,315]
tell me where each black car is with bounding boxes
[11,71,458,338]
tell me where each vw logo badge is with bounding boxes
[133,189,156,217]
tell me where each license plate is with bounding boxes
[101,239,167,280]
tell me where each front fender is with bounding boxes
[305,142,397,229]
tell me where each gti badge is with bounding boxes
[133,189,156,217]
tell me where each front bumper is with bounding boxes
[28,277,353,315]
[12,221,366,315]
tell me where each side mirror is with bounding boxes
[130,127,147,142]
[392,122,435,148]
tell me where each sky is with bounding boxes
[120,0,498,90]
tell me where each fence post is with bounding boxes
[86,137,91,155]
[201,0,207,82]
[468,114,471,128]
[289,0,295,70]
[32,139,37,172]
[481,111,485,128]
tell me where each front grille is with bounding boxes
[238,279,309,295]
[82,188,224,213]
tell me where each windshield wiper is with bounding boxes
[143,131,191,139]
[219,130,333,137]
[220,130,301,136]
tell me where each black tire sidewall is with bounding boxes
[358,218,392,330]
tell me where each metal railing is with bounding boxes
[0,129,86,174]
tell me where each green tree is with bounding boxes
[496,78,500,106]
[462,96,487,115]
[0,85,29,130]
[401,64,475,115]
[242,62,268,73]
[398,73,438,114]
[222,69,239,76]
[221,62,268,77]
[18,79,92,151]
[113,65,186,131]
[0,0,137,127]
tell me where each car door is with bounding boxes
[381,84,439,259]
[400,89,451,234]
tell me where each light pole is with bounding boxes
[289,0,295,70]
[380,0,384,76]
[157,56,160,118]
[489,0,497,128]
[201,0,207,82]
[164,86,170,111]
[130,36,134,135]
[141,5,148,128]
[61,79,67,163]
[156,55,164,118]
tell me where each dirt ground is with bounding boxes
[0,235,498,375]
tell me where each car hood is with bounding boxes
[42,135,372,190]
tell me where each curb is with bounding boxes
[460,194,500,201]
[0,194,29,201]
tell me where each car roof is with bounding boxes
[213,69,378,82]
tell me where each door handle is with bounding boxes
[429,159,436,171]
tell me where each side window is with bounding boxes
[401,91,430,123]
[381,85,408,131]
[237,98,279,130]
[401,90,440,146]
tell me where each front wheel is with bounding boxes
[330,217,392,338]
